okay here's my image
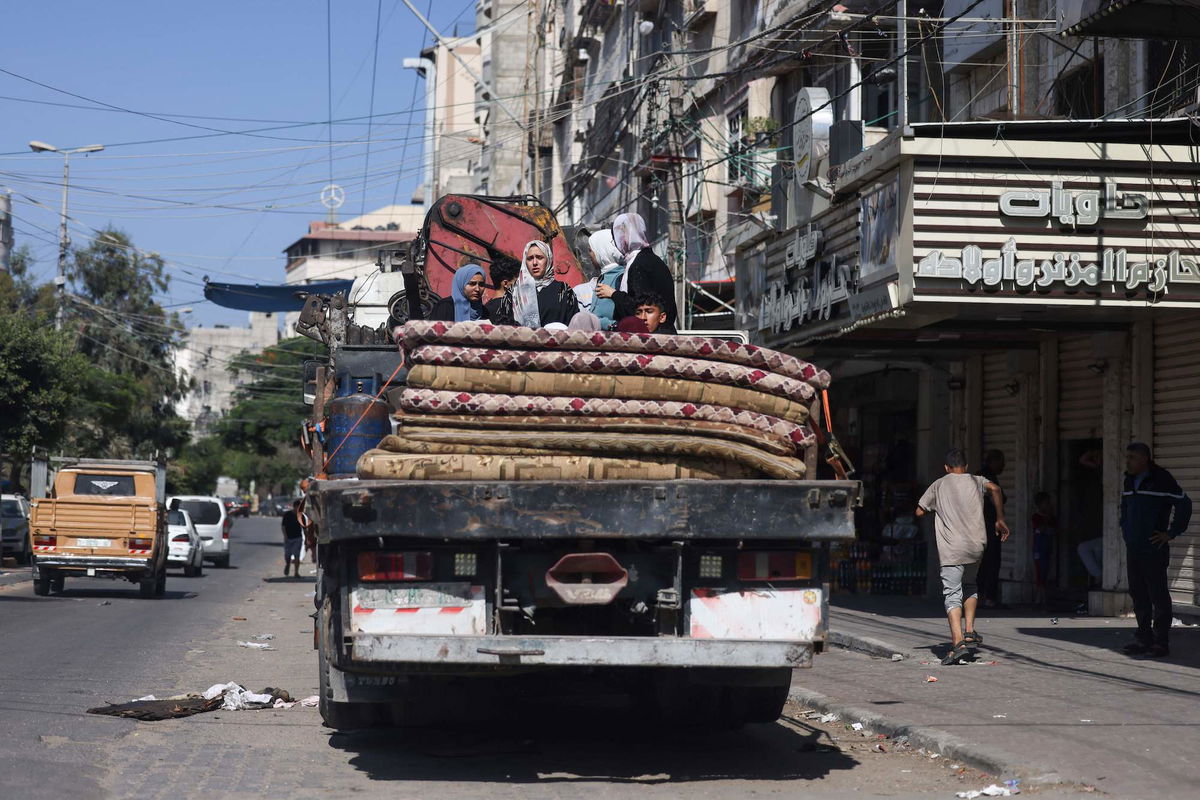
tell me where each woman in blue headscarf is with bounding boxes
[429,264,489,322]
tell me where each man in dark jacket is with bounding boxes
[1120,442,1191,657]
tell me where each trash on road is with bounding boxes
[1050,617,1059,625]
[890,653,904,661]
[299,695,319,707]
[88,695,223,721]
[251,634,275,641]
[819,712,839,723]
[925,675,939,682]
[955,784,1018,798]
[851,722,864,731]
[992,714,1007,718]
[232,616,247,621]
[238,641,273,650]
[98,601,112,606]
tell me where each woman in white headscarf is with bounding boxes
[511,240,580,328]
[572,229,626,330]
[596,212,677,332]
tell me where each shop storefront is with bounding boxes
[734,120,1200,614]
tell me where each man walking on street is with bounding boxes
[977,449,1007,608]
[282,499,304,577]
[1120,442,1191,658]
[917,449,1010,665]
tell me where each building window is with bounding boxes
[1055,60,1102,119]
[684,138,701,216]
[727,104,749,185]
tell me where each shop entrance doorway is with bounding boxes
[1059,439,1104,596]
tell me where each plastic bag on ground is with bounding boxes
[956,785,1015,798]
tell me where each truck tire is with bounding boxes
[50,575,64,593]
[318,645,379,730]
[154,572,166,597]
[139,574,157,599]
[33,577,51,596]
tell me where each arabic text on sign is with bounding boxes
[915,237,1200,294]
[998,179,1148,227]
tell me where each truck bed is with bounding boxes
[314,479,860,542]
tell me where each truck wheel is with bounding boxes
[139,575,157,599]
[50,575,65,594]
[216,553,231,569]
[318,646,379,730]
[33,577,51,596]
[154,572,166,597]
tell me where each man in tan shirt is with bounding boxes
[917,449,1009,665]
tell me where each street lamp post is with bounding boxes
[29,140,104,331]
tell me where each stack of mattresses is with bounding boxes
[357,321,830,481]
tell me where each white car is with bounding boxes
[1,494,31,564]
[167,495,231,567]
[167,508,204,577]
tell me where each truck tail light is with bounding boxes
[357,551,432,582]
[171,534,190,543]
[698,554,724,579]
[129,538,153,553]
[453,552,477,577]
[34,534,56,550]
[737,551,813,582]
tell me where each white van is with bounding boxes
[167,495,231,567]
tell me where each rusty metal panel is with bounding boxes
[688,588,823,641]
[314,480,860,543]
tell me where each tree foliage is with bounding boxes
[171,337,322,496]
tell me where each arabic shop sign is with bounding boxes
[998,179,1148,227]
[916,238,1200,294]
[760,261,851,333]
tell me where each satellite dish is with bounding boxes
[321,183,346,210]
[793,87,833,183]
[789,87,833,228]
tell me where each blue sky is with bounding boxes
[0,0,477,326]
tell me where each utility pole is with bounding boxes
[664,20,687,330]
[897,0,909,133]
[29,141,105,331]
[0,189,12,273]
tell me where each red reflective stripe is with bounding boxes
[352,605,374,614]
[439,607,467,614]
[394,608,420,613]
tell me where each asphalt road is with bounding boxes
[0,517,1084,799]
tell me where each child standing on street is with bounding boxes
[1031,492,1058,608]
[916,449,1010,665]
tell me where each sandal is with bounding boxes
[940,642,972,666]
[963,631,983,646]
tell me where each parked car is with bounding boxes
[234,497,251,517]
[1,494,31,564]
[166,509,204,577]
[167,495,231,568]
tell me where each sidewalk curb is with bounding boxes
[0,571,33,588]
[828,629,908,660]
[787,686,1064,786]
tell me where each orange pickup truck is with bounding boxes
[29,459,168,598]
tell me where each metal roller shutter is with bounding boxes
[1058,334,1104,441]
[1153,317,1200,608]
[982,353,1018,580]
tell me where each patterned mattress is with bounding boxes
[400,320,830,389]
[376,430,806,479]
[354,321,830,481]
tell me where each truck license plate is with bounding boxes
[75,538,110,548]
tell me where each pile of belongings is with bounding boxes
[358,321,830,481]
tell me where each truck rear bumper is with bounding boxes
[349,634,813,669]
[34,555,152,571]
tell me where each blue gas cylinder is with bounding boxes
[326,391,391,479]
